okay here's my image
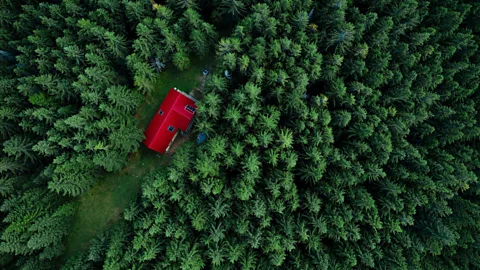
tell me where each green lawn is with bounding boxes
[61,57,212,262]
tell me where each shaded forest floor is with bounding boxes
[61,57,213,262]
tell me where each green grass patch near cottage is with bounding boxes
[61,57,212,262]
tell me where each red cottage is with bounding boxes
[143,88,197,153]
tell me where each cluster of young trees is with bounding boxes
[0,0,144,196]
[1,0,479,269]
[128,4,218,93]
[64,0,480,269]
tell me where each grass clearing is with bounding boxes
[61,57,212,262]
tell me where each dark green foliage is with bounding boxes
[0,189,75,261]
[2,0,480,269]
[0,1,147,198]
[128,5,217,93]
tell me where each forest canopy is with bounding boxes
[0,0,479,269]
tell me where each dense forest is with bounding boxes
[0,0,479,269]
